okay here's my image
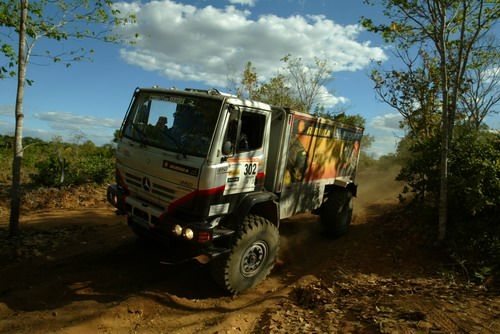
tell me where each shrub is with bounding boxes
[69,154,114,185]
[30,141,115,187]
[397,129,500,273]
[31,155,68,186]
[448,131,499,219]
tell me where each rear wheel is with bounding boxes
[320,189,353,237]
[210,215,279,294]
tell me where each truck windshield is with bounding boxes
[122,93,222,157]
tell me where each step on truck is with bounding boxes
[108,86,363,294]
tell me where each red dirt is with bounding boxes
[0,168,498,333]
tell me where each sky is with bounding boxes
[1,0,496,156]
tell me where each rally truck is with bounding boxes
[107,86,363,294]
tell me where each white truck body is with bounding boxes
[108,87,363,293]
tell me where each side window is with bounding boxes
[222,109,240,156]
[237,112,266,153]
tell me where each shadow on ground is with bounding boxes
[0,200,439,317]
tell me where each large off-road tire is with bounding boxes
[320,189,353,237]
[210,215,279,294]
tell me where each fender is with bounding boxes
[332,178,358,197]
[232,191,280,227]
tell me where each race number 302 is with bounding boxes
[244,163,257,176]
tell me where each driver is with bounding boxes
[156,116,168,129]
[152,116,172,141]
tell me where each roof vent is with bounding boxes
[207,88,220,95]
[185,88,222,95]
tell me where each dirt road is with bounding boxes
[1,169,498,333]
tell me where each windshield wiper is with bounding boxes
[131,123,149,146]
[160,130,188,158]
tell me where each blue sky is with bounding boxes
[1,0,495,156]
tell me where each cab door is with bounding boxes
[223,108,269,196]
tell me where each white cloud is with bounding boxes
[114,1,386,87]
[0,105,13,116]
[34,111,122,130]
[364,112,405,157]
[0,111,118,145]
[0,121,55,141]
[228,0,256,6]
[316,86,349,108]
[23,128,55,141]
[0,121,14,137]
[368,135,401,157]
[370,113,403,131]
[484,66,500,83]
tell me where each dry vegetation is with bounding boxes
[0,135,113,219]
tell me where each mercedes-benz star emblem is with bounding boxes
[142,177,151,192]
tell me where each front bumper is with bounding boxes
[107,184,234,259]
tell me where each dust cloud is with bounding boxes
[277,165,404,267]
[353,165,404,216]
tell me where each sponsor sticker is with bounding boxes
[224,158,260,194]
[163,160,199,176]
[216,166,228,174]
[209,203,230,216]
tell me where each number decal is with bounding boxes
[244,163,257,175]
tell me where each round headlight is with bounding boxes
[173,224,183,236]
[184,228,194,240]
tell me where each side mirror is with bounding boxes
[222,140,233,155]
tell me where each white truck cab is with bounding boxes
[108,86,363,293]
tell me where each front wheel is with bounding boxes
[320,189,353,237]
[210,215,279,294]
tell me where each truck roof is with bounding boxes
[137,87,227,101]
[138,86,274,111]
[137,86,363,133]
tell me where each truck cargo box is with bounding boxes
[272,110,363,219]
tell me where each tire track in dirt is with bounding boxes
[1,167,498,333]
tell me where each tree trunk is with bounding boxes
[438,56,449,242]
[9,0,28,236]
[438,115,448,241]
[436,1,448,242]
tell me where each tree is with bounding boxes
[282,55,334,113]
[240,61,258,99]
[254,74,305,110]
[1,0,135,236]
[9,0,28,236]
[363,0,499,241]
[459,37,499,130]
[229,55,338,113]
[371,48,441,140]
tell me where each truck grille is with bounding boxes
[151,183,175,200]
[125,172,176,201]
[125,173,141,188]
[133,207,149,221]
